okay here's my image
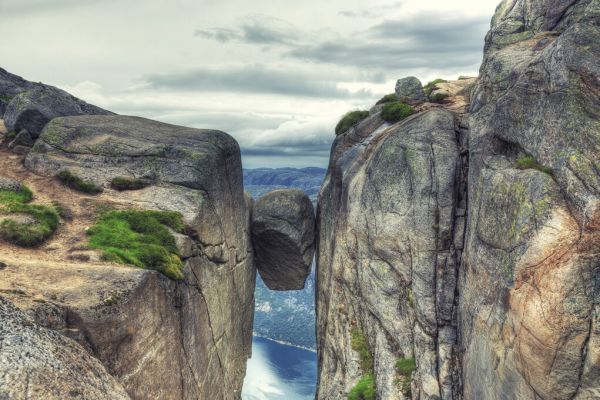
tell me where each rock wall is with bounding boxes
[2,114,257,399]
[315,1,600,399]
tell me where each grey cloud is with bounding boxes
[195,14,299,45]
[287,14,489,69]
[0,0,115,17]
[144,64,376,98]
[339,1,404,18]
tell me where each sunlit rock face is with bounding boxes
[315,0,600,399]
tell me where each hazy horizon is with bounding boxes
[1,0,500,168]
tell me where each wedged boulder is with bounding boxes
[395,76,426,103]
[251,189,315,290]
[4,86,112,139]
[0,296,130,400]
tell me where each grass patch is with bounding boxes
[349,329,375,399]
[87,209,185,280]
[336,110,369,136]
[430,92,450,103]
[424,78,447,97]
[111,176,152,191]
[57,170,103,194]
[516,155,553,175]
[348,374,375,400]
[375,93,398,105]
[381,102,414,123]
[0,186,59,247]
[395,358,417,397]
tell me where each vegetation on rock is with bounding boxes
[375,93,398,105]
[516,155,553,175]
[347,374,375,400]
[110,176,151,191]
[396,357,417,396]
[0,185,59,247]
[381,102,414,123]
[87,209,185,280]
[336,111,369,136]
[424,79,447,97]
[57,170,103,194]
[349,329,375,399]
[430,92,450,103]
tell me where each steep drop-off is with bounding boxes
[316,1,600,399]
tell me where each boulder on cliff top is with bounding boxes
[395,76,427,103]
[251,189,315,291]
[4,86,112,139]
[0,296,130,400]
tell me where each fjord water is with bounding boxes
[242,336,317,400]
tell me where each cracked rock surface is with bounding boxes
[315,1,600,399]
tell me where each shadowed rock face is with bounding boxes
[251,189,315,290]
[316,1,600,399]
[0,296,130,400]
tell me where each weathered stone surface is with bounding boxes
[462,1,600,399]
[0,296,130,400]
[8,129,33,150]
[11,114,257,399]
[4,86,112,139]
[395,76,427,103]
[251,189,315,290]
[0,68,37,116]
[0,176,22,192]
[316,109,464,399]
[316,2,600,399]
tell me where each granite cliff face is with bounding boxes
[316,0,600,399]
[0,73,315,399]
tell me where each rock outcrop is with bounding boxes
[0,68,111,139]
[3,114,257,399]
[395,77,427,103]
[0,296,130,400]
[251,189,315,290]
[316,1,600,399]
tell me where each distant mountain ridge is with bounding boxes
[243,167,326,199]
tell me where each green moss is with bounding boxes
[430,92,450,103]
[111,176,151,191]
[424,79,447,97]
[0,186,59,247]
[396,358,416,396]
[381,102,414,123]
[376,93,398,105]
[351,329,374,373]
[87,209,185,280]
[57,170,103,194]
[348,328,376,399]
[516,155,553,175]
[336,111,370,136]
[348,374,375,400]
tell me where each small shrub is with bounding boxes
[87,209,185,280]
[0,186,59,247]
[111,176,151,191]
[336,110,370,136]
[348,374,375,400]
[381,102,414,123]
[57,170,103,194]
[396,357,417,396]
[351,329,374,373]
[516,155,553,175]
[424,78,447,97]
[375,93,398,105]
[430,92,450,103]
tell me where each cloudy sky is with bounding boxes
[1,0,500,168]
